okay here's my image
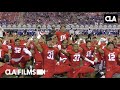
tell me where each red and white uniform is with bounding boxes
[81,44,95,67]
[59,45,72,65]
[41,44,71,78]
[103,48,120,78]
[68,50,94,78]
[9,45,32,68]
[69,50,83,67]
[55,31,70,45]
[41,44,59,78]
[27,41,43,78]
[0,45,8,59]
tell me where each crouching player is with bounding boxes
[35,37,71,78]
[61,43,95,78]
[98,42,120,78]
[9,38,32,68]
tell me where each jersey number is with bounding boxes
[73,54,80,61]
[60,35,66,41]
[47,51,54,60]
[14,47,21,53]
[86,51,91,57]
[108,53,115,61]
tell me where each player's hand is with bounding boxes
[58,45,61,50]
[56,62,60,65]
[84,57,94,65]
[91,61,94,65]
[94,58,98,63]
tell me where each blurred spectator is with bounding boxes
[0,12,120,26]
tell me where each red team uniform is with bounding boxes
[81,44,95,67]
[0,45,8,59]
[67,49,94,78]
[41,44,71,78]
[59,45,72,65]
[55,31,70,45]
[10,44,31,68]
[29,41,43,69]
[103,48,120,78]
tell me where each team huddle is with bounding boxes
[0,24,120,78]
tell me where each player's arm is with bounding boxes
[26,37,33,48]
[96,45,104,54]
[34,38,43,53]
[60,49,70,57]
[23,48,32,57]
[81,55,94,65]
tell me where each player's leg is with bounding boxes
[33,53,43,78]
[42,61,56,78]
[73,66,95,78]
[19,56,28,69]
[34,61,43,78]
[67,68,74,78]
[10,60,19,67]
[114,66,120,73]
[105,68,114,78]
[34,53,43,69]
[72,68,82,78]
[82,60,95,78]
[54,63,72,75]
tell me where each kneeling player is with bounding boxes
[9,38,32,68]
[98,42,120,78]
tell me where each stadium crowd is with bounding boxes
[0,12,120,25]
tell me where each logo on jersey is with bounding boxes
[104,14,118,23]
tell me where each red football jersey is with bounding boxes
[69,50,83,67]
[11,45,25,58]
[80,44,95,66]
[103,48,120,68]
[42,45,59,61]
[55,31,70,44]
[60,45,71,61]
[81,44,95,59]
[0,45,8,58]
